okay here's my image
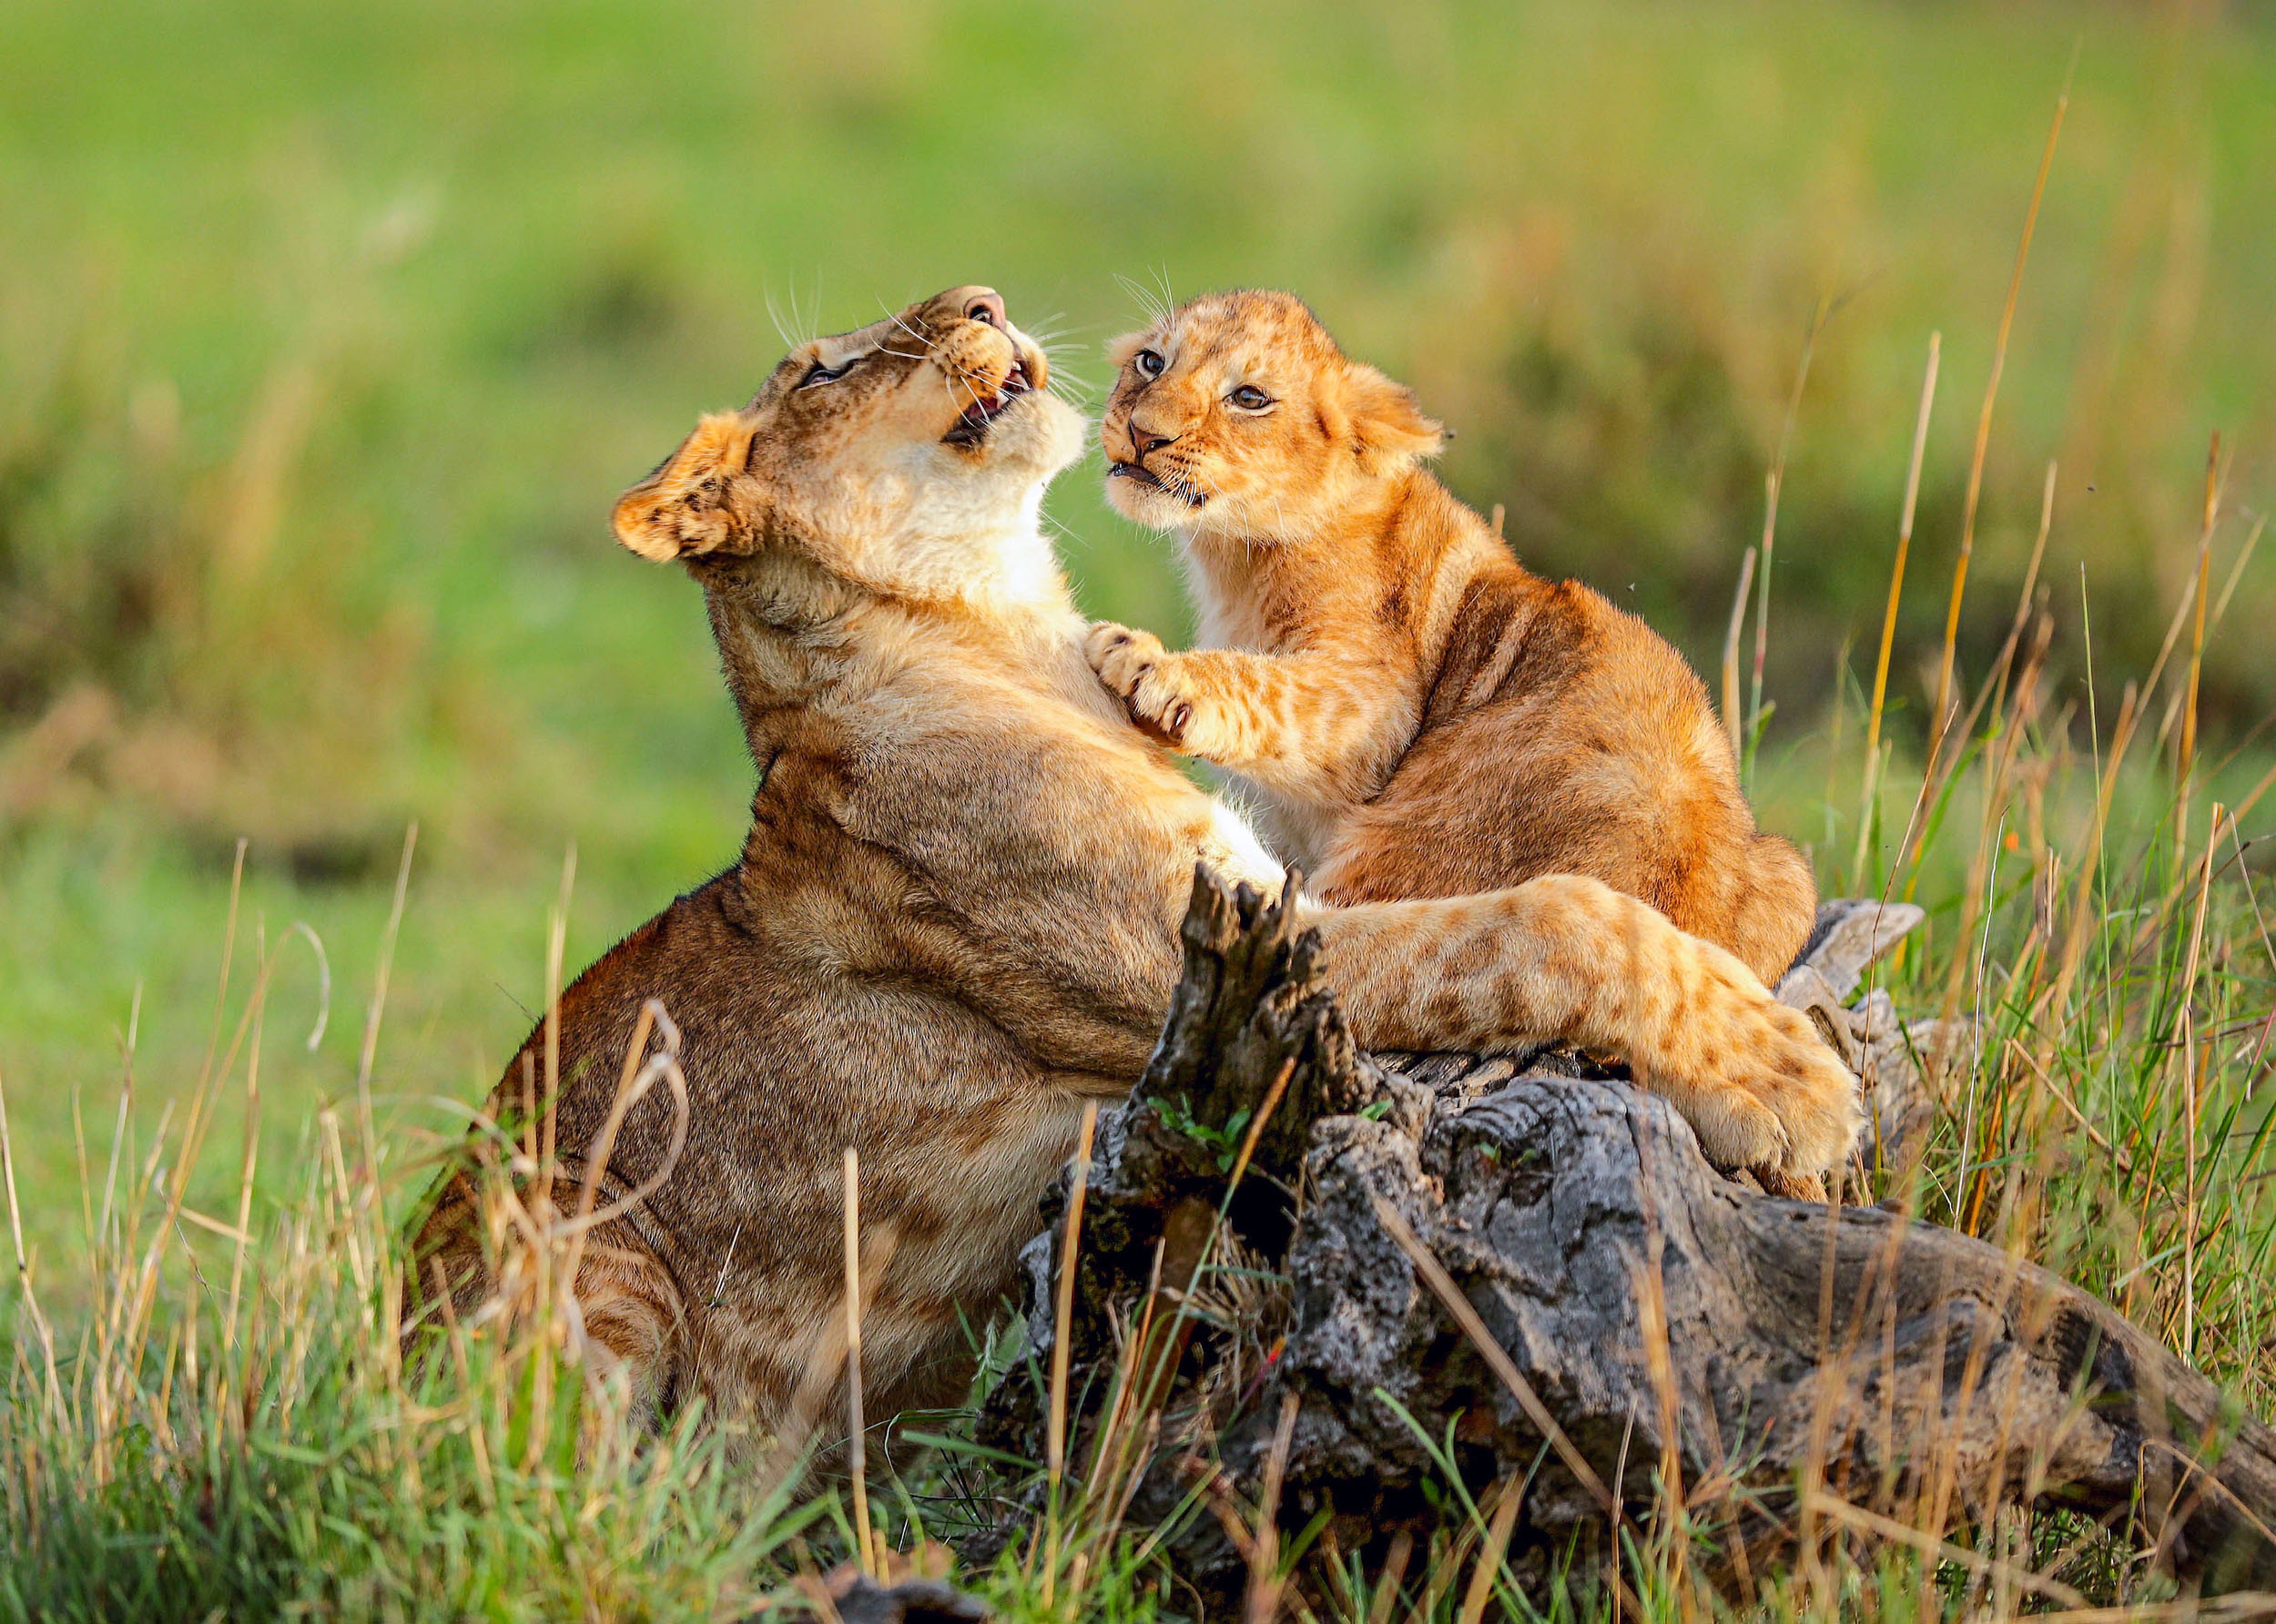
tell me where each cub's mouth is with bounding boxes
[1108,460,1207,508]
[941,360,1036,447]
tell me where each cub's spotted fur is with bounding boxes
[1091,289,1818,991]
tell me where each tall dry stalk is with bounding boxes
[2175,802,2221,1363]
[1041,1101,1100,1610]
[1854,332,1942,886]
[1927,74,2069,761]
[1745,296,1834,763]
[1722,547,1757,766]
[2177,433,2220,851]
[843,1145,872,1574]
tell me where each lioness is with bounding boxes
[410,287,1859,1436]
[1086,290,1814,987]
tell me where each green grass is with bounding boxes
[3,729,2271,1618]
[3,0,2274,1615]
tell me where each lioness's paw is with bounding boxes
[1084,622,1202,749]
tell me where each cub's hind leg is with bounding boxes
[1307,874,1862,1185]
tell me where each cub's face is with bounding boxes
[1100,290,1442,541]
[614,286,1082,588]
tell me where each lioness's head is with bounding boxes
[614,286,1082,601]
[1100,290,1443,540]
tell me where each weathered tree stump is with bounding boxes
[978,869,2276,1600]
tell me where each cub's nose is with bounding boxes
[1131,423,1179,458]
[962,289,1007,329]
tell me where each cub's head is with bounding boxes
[613,286,1082,599]
[1100,290,1443,540]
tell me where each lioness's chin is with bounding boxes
[949,389,1084,479]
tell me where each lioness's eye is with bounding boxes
[798,357,855,389]
[1133,349,1166,380]
[1228,384,1273,411]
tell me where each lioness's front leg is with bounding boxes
[1307,875,1862,1186]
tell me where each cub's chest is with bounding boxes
[1194,589,1282,655]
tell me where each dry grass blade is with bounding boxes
[843,1145,872,1576]
[1928,69,2069,754]
[224,929,267,1348]
[1456,1475,1523,1624]
[1365,1530,1414,1624]
[1802,1490,2088,1608]
[2017,1599,2276,1624]
[1855,330,1941,884]
[2179,432,2220,847]
[1244,1392,1302,1623]
[1047,1101,1101,1487]
[1722,546,1757,765]
[2210,511,2266,631]
[1042,1100,1101,1609]
[1746,293,1835,756]
[353,820,417,1174]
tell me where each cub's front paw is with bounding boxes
[1084,622,1203,749]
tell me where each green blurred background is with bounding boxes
[1,0,2270,1277]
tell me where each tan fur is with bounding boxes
[409,288,1859,1445]
[1090,289,1818,990]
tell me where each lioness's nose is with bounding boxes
[962,289,1007,329]
[1131,422,1179,458]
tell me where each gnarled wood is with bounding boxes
[982,868,2276,1599]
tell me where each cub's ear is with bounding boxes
[1343,363,1445,467]
[611,412,763,562]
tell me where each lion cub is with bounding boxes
[1088,290,1814,987]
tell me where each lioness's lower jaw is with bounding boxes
[968,389,1085,476]
[940,359,1039,446]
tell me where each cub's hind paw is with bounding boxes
[1753,1167,1831,1203]
[1653,969,1864,1187]
[1740,1000,1865,1184]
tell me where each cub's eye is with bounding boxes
[1133,349,1166,380]
[798,357,855,389]
[1228,384,1274,411]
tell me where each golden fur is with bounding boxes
[1091,289,1817,987]
[408,288,1859,1442]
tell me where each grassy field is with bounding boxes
[3,0,2273,1616]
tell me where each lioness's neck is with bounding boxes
[865,483,1073,621]
[699,515,1092,746]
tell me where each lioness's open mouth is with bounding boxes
[1108,461,1207,507]
[941,360,1036,446]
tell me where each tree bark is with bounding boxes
[980,869,2276,1600]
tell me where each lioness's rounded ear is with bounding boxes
[611,412,762,562]
[1344,364,1446,466]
